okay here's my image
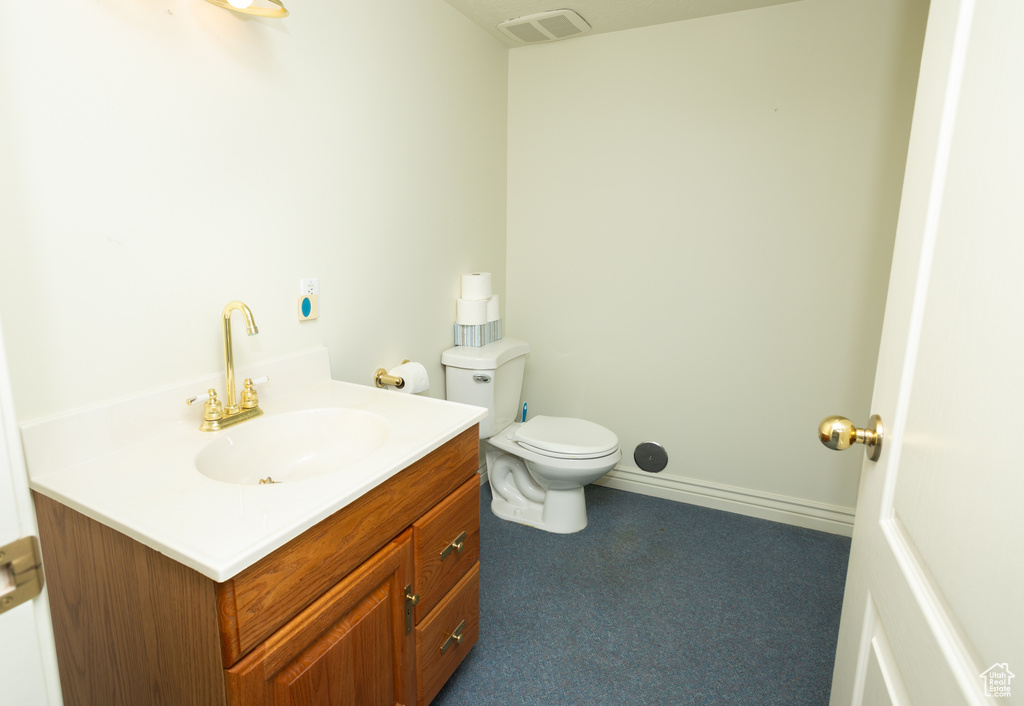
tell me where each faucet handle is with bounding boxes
[240,376,269,410]
[186,389,224,417]
[241,379,259,409]
[186,390,211,407]
[202,389,224,421]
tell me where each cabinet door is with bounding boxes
[227,531,416,706]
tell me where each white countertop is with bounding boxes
[21,348,486,582]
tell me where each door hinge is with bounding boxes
[0,536,44,616]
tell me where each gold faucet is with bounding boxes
[222,301,258,415]
[187,301,264,431]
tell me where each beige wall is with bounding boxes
[1,0,931,532]
[506,0,929,528]
[0,1,508,421]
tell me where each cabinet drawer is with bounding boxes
[415,562,479,706]
[413,475,480,622]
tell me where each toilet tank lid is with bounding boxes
[441,338,530,370]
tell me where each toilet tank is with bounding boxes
[441,338,529,438]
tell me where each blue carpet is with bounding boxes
[432,483,850,705]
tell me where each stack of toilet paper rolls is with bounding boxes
[455,272,502,346]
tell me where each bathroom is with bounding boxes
[0,0,930,701]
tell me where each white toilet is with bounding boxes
[442,338,621,533]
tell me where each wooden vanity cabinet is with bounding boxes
[34,425,481,706]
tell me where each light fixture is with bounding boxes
[203,0,288,18]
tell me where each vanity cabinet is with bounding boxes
[34,425,480,706]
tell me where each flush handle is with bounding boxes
[472,374,491,383]
[818,414,884,462]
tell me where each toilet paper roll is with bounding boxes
[461,272,492,301]
[389,361,429,394]
[456,298,489,325]
[486,294,500,322]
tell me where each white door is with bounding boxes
[0,323,63,705]
[829,0,1023,704]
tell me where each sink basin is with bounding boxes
[195,408,390,485]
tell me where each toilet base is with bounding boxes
[485,449,590,533]
[489,485,588,534]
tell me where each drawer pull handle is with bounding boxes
[440,620,466,654]
[439,531,467,562]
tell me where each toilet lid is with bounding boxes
[513,416,619,459]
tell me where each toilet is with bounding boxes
[442,338,621,533]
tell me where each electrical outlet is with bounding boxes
[299,279,319,320]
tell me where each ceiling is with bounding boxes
[442,0,801,47]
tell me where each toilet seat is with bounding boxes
[512,416,619,459]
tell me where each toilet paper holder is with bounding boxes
[374,359,411,389]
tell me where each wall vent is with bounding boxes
[497,9,591,44]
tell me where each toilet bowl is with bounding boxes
[441,339,621,533]
[485,418,621,533]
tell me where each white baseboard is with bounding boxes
[593,467,855,537]
[477,462,854,536]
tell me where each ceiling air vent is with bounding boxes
[497,9,591,44]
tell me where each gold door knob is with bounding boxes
[818,414,883,462]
